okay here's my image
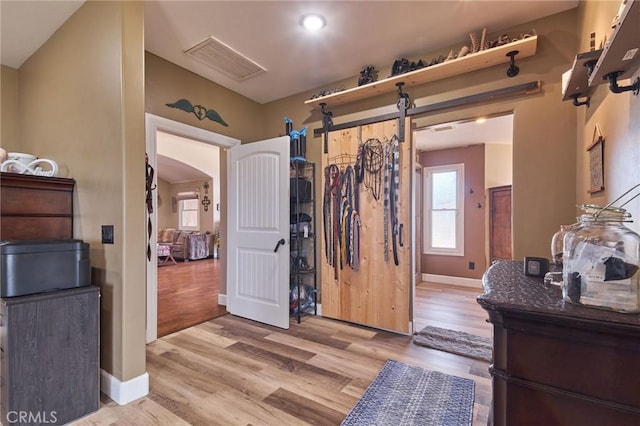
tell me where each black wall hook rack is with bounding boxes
[319,102,334,154]
[506,50,520,77]
[603,71,640,95]
[396,82,410,142]
[570,94,590,108]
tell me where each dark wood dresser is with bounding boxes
[1,172,99,424]
[0,286,100,425]
[478,260,640,426]
[0,172,75,240]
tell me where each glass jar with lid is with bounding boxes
[562,204,640,313]
[551,224,575,267]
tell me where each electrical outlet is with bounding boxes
[469,261,475,270]
[102,225,114,244]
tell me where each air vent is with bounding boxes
[185,36,266,81]
[431,125,455,132]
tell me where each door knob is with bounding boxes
[273,238,286,253]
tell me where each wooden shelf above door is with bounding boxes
[562,49,602,102]
[589,0,640,86]
[305,36,538,110]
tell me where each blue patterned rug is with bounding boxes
[341,360,475,426]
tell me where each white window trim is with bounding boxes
[423,163,465,256]
[177,192,200,231]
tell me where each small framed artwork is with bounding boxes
[587,124,604,194]
[171,196,177,213]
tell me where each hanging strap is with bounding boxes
[390,135,400,266]
[354,144,364,212]
[323,166,333,264]
[331,166,341,279]
[383,142,392,262]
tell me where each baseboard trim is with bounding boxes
[218,293,227,306]
[100,370,149,405]
[422,273,483,289]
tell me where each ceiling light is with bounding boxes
[475,117,487,124]
[300,14,326,32]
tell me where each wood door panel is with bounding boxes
[489,185,512,261]
[320,119,411,333]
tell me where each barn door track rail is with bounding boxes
[314,80,541,147]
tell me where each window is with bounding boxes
[177,192,199,231]
[423,164,464,256]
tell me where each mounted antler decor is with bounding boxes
[166,99,228,127]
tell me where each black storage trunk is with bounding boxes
[0,239,90,298]
[290,177,312,202]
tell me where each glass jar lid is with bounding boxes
[579,204,632,222]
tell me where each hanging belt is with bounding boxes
[354,144,364,212]
[331,166,341,279]
[350,209,361,271]
[383,142,391,262]
[323,166,333,265]
[390,135,400,266]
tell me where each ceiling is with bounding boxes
[1,0,577,175]
[2,0,579,104]
[415,113,513,152]
[157,154,211,184]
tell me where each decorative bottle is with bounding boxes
[551,225,573,267]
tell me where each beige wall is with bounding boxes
[145,52,264,143]
[420,144,486,279]
[1,65,19,151]
[15,1,146,382]
[157,178,174,230]
[576,1,640,234]
[485,144,513,189]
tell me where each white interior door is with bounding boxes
[227,136,290,329]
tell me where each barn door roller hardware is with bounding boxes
[506,50,520,77]
[319,102,333,154]
[603,71,640,95]
[313,80,541,139]
[396,82,410,142]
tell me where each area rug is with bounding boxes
[341,359,475,426]
[413,326,492,363]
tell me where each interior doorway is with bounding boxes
[155,131,223,337]
[413,113,513,286]
[489,185,512,261]
[145,113,239,343]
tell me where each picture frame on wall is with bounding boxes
[587,124,604,194]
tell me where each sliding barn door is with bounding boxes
[321,119,411,333]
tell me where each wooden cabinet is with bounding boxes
[478,261,640,425]
[0,286,100,425]
[0,172,75,240]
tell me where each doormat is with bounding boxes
[413,325,492,363]
[341,359,475,426]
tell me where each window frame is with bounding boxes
[177,192,200,231]
[423,163,465,256]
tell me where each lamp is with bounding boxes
[300,14,326,32]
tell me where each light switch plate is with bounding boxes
[102,225,114,244]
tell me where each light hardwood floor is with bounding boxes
[75,282,491,425]
[157,258,226,337]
